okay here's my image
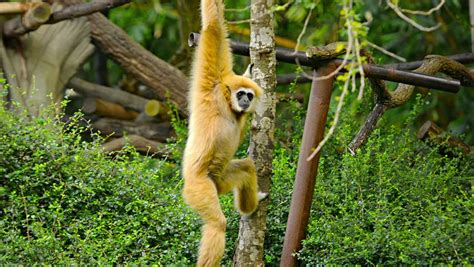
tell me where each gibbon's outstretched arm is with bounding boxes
[195,0,233,87]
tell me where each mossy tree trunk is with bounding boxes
[233,0,276,265]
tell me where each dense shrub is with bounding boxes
[0,94,471,265]
[0,104,202,264]
[297,100,473,265]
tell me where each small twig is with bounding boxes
[386,0,441,32]
[400,0,445,16]
[293,6,314,53]
[227,19,251,25]
[225,6,250,12]
[367,41,406,62]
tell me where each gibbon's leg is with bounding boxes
[215,158,261,215]
[183,175,226,267]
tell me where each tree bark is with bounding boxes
[233,0,276,265]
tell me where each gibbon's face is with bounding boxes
[232,88,256,113]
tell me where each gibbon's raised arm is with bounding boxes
[195,0,234,86]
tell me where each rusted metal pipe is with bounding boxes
[280,63,338,267]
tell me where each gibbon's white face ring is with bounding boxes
[232,88,255,112]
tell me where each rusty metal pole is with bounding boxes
[280,63,338,267]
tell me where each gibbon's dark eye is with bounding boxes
[246,93,254,101]
[237,91,246,98]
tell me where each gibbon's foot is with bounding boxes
[258,191,268,201]
[240,192,268,221]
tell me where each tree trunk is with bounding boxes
[233,0,276,265]
[0,4,94,116]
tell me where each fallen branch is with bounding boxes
[69,77,170,119]
[102,134,172,157]
[92,118,174,142]
[82,98,139,121]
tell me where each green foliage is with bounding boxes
[296,96,472,265]
[0,102,200,264]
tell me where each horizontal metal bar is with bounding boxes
[188,33,464,93]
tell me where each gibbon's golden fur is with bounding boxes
[182,0,266,266]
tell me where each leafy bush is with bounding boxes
[0,103,202,264]
[296,99,473,265]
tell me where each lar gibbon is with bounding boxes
[182,0,266,266]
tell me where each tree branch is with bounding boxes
[102,134,173,157]
[3,0,130,37]
[3,3,52,37]
[349,55,474,152]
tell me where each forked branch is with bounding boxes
[349,55,474,153]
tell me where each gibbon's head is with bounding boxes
[224,65,263,114]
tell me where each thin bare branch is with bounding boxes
[293,6,313,52]
[367,41,406,62]
[225,5,250,12]
[400,0,445,16]
[386,0,441,32]
[227,19,251,24]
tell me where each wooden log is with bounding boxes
[70,78,170,120]
[3,3,52,37]
[0,2,33,14]
[82,98,139,121]
[64,0,189,115]
[102,134,172,157]
[92,118,174,142]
